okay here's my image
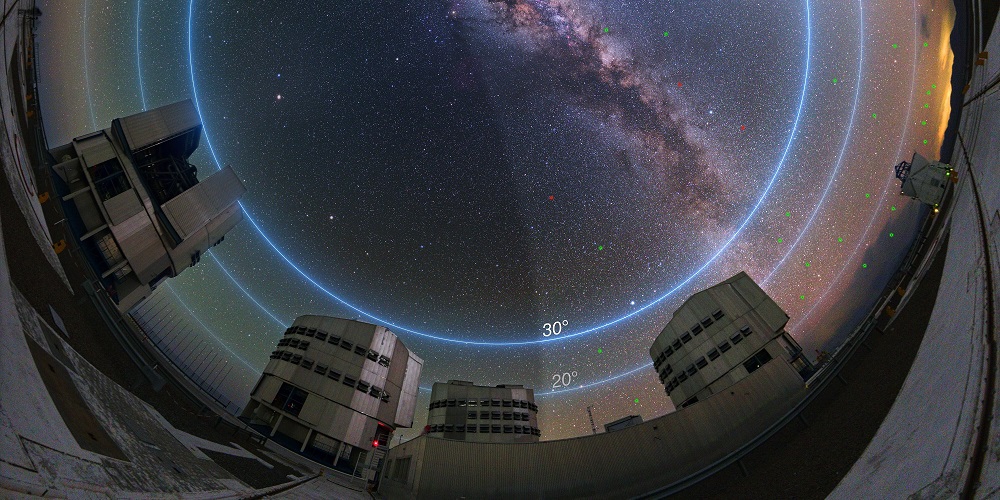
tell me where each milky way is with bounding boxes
[481,0,735,223]
[37,0,954,440]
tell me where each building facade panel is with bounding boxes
[425,380,540,443]
[161,166,245,239]
[381,359,805,499]
[649,271,812,408]
[48,100,246,312]
[242,315,422,475]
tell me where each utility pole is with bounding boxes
[586,406,597,435]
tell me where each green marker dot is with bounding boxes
[921,120,927,125]
[891,206,896,211]
[598,348,603,354]
[800,295,806,300]
[663,31,669,37]
[889,232,895,238]
[924,103,930,108]
[932,84,937,89]
[926,90,932,95]
[838,237,844,243]
[603,27,609,33]
[862,263,868,268]
[805,262,811,268]
[865,193,871,198]
[634,398,639,403]
[923,42,929,47]
[892,43,898,48]
[598,245,604,251]
[872,113,877,118]
[923,139,929,144]
[777,237,783,243]
[833,78,838,84]
[785,211,791,217]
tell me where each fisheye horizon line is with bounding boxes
[762,0,865,288]
[178,0,816,346]
[165,282,260,372]
[133,0,288,333]
[794,0,923,331]
[136,0,146,111]
[82,0,96,130]
[414,361,654,396]
[85,0,265,378]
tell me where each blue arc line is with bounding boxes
[134,0,286,330]
[762,0,864,287]
[795,0,921,330]
[82,0,96,129]
[165,282,260,372]
[414,362,653,396]
[182,0,815,346]
[205,249,289,328]
[538,362,653,396]
[136,0,146,110]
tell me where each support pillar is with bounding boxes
[300,429,313,453]
[270,414,283,437]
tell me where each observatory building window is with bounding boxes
[272,382,308,417]
[91,157,131,201]
[743,348,774,374]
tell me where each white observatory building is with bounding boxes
[894,152,955,210]
[49,100,246,311]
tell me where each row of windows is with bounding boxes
[654,320,753,370]
[281,325,391,368]
[429,423,540,436]
[464,410,531,421]
[276,337,311,350]
[653,309,728,370]
[662,326,756,395]
[268,349,391,403]
[429,398,537,412]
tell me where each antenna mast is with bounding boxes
[586,406,597,435]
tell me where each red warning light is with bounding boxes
[549,195,554,200]
[677,82,683,87]
[373,439,380,448]
[740,125,746,131]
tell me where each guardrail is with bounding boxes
[635,185,953,499]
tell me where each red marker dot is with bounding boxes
[740,125,746,131]
[548,195,554,200]
[677,82,683,87]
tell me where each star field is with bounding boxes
[37,0,954,441]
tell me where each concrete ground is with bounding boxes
[2,118,374,498]
[832,7,1000,498]
[674,7,1000,499]
[671,233,950,500]
[0,2,369,496]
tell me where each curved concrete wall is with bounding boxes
[380,358,805,499]
[832,12,1000,498]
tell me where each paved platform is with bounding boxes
[831,8,1000,499]
[0,2,367,497]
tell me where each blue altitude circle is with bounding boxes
[175,0,816,346]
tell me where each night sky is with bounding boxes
[38,0,954,441]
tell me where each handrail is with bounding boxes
[635,188,952,499]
